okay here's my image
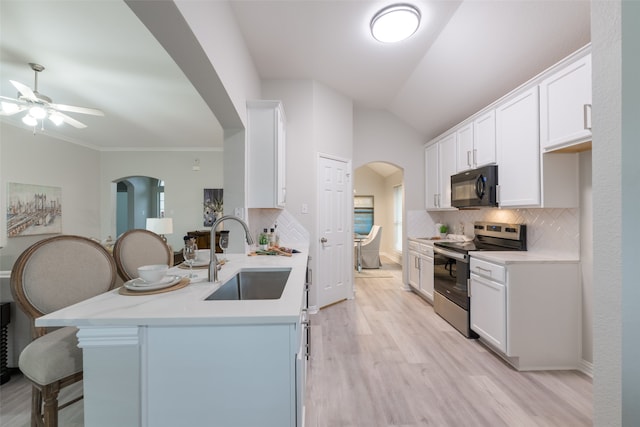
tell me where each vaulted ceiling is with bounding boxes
[0,0,591,150]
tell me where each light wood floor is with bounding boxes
[304,259,592,427]
[0,259,592,427]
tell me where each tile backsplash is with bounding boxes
[248,208,310,245]
[407,208,580,256]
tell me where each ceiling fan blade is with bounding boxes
[52,103,104,116]
[57,112,87,129]
[0,97,27,115]
[9,80,37,101]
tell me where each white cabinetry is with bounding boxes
[470,256,581,371]
[495,87,541,207]
[247,100,286,208]
[540,53,592,152]
[456,110,496,172]
[425,133,456,210]
[407,240,434,302]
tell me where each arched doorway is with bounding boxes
[353,162,404,267]
[114,176,164,237]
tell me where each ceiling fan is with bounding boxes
[0,62,104,129]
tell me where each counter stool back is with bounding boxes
[10,235,118,427]
[113,228,173,282]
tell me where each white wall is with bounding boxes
[592,2,622,425]
[100,150,224,251]
[579,151,593,366]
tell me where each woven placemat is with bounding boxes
[118,277,190,296]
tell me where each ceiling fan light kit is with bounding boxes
[370,3,421,43]
[0,62,104,131]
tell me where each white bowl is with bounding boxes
[195,249,210,263]
[137,264,169,283]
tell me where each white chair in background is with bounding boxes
[358,225,383,269]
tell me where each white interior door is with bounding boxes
[317,155,352,308]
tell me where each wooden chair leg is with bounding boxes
[42,382,61,427]
[31,385,42,427]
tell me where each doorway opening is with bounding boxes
[114,176,164,237]
[353,162,404,267]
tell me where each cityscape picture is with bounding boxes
[7,182,62,237]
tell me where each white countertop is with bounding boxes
[36,247,309,328]
[470,250,579,264]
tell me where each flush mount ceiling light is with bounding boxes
[370,4,421,43]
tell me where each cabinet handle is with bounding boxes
[467,150,472,167]
[433,194,437,207]
[583,104,592,130]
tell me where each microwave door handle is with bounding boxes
[475,174,485,199]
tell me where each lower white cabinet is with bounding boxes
[408,240,434,302]
[469,256,581,371]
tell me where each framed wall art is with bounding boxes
[203,188,223,227]
[7,182,62,237]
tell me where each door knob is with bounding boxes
[320,237,328,243]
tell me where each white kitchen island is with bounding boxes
[36,249,309,427]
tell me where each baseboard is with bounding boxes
[380,251,401,264]
[578,358,593,377]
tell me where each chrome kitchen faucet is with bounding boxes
[209,215,254,283]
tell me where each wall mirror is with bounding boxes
[114,176,164,237]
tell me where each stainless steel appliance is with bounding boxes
[433,221,526,338]
[451,165,498,208]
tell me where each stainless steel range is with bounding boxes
[432,221,527,338]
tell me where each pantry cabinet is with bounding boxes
[247,100,286,208]
[425,133,456,210]
[539,53,592,152]
[456,110,496,172]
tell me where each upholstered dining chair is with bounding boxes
[10,235,118,427]
[113,228,173,282]
[359,225,383,268]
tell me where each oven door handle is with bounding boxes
[433,246,468,262]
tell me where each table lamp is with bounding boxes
[146,218,173,243]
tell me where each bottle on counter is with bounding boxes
[269,228,276,247]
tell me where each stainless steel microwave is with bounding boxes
[451,165,498,208]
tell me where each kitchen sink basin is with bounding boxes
[205,268,291,300]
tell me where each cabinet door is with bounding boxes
[438,133,457,209]
[419,255,434,302]
[496,87,541,207]
[456,122,474,172]
[276,106,287,207]
[540,54,592,151]
[470,274,506,353]
[425,144,439,209]
[473,110,496,167]
[408,251,420,288]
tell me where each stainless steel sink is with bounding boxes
[205,268,291,300]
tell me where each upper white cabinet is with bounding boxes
[425,133,456,210]
[495,87,541,207]
[247,100,286,208]
[539,53,592,152]
[456,110,496,172]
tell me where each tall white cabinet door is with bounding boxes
[473,110,496,167]
[456,122,474,172]
[425,143,439,209]
[539,54,592,151]
[470,274,506,353]
[496,87,540,207]
[438,133,457,209]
